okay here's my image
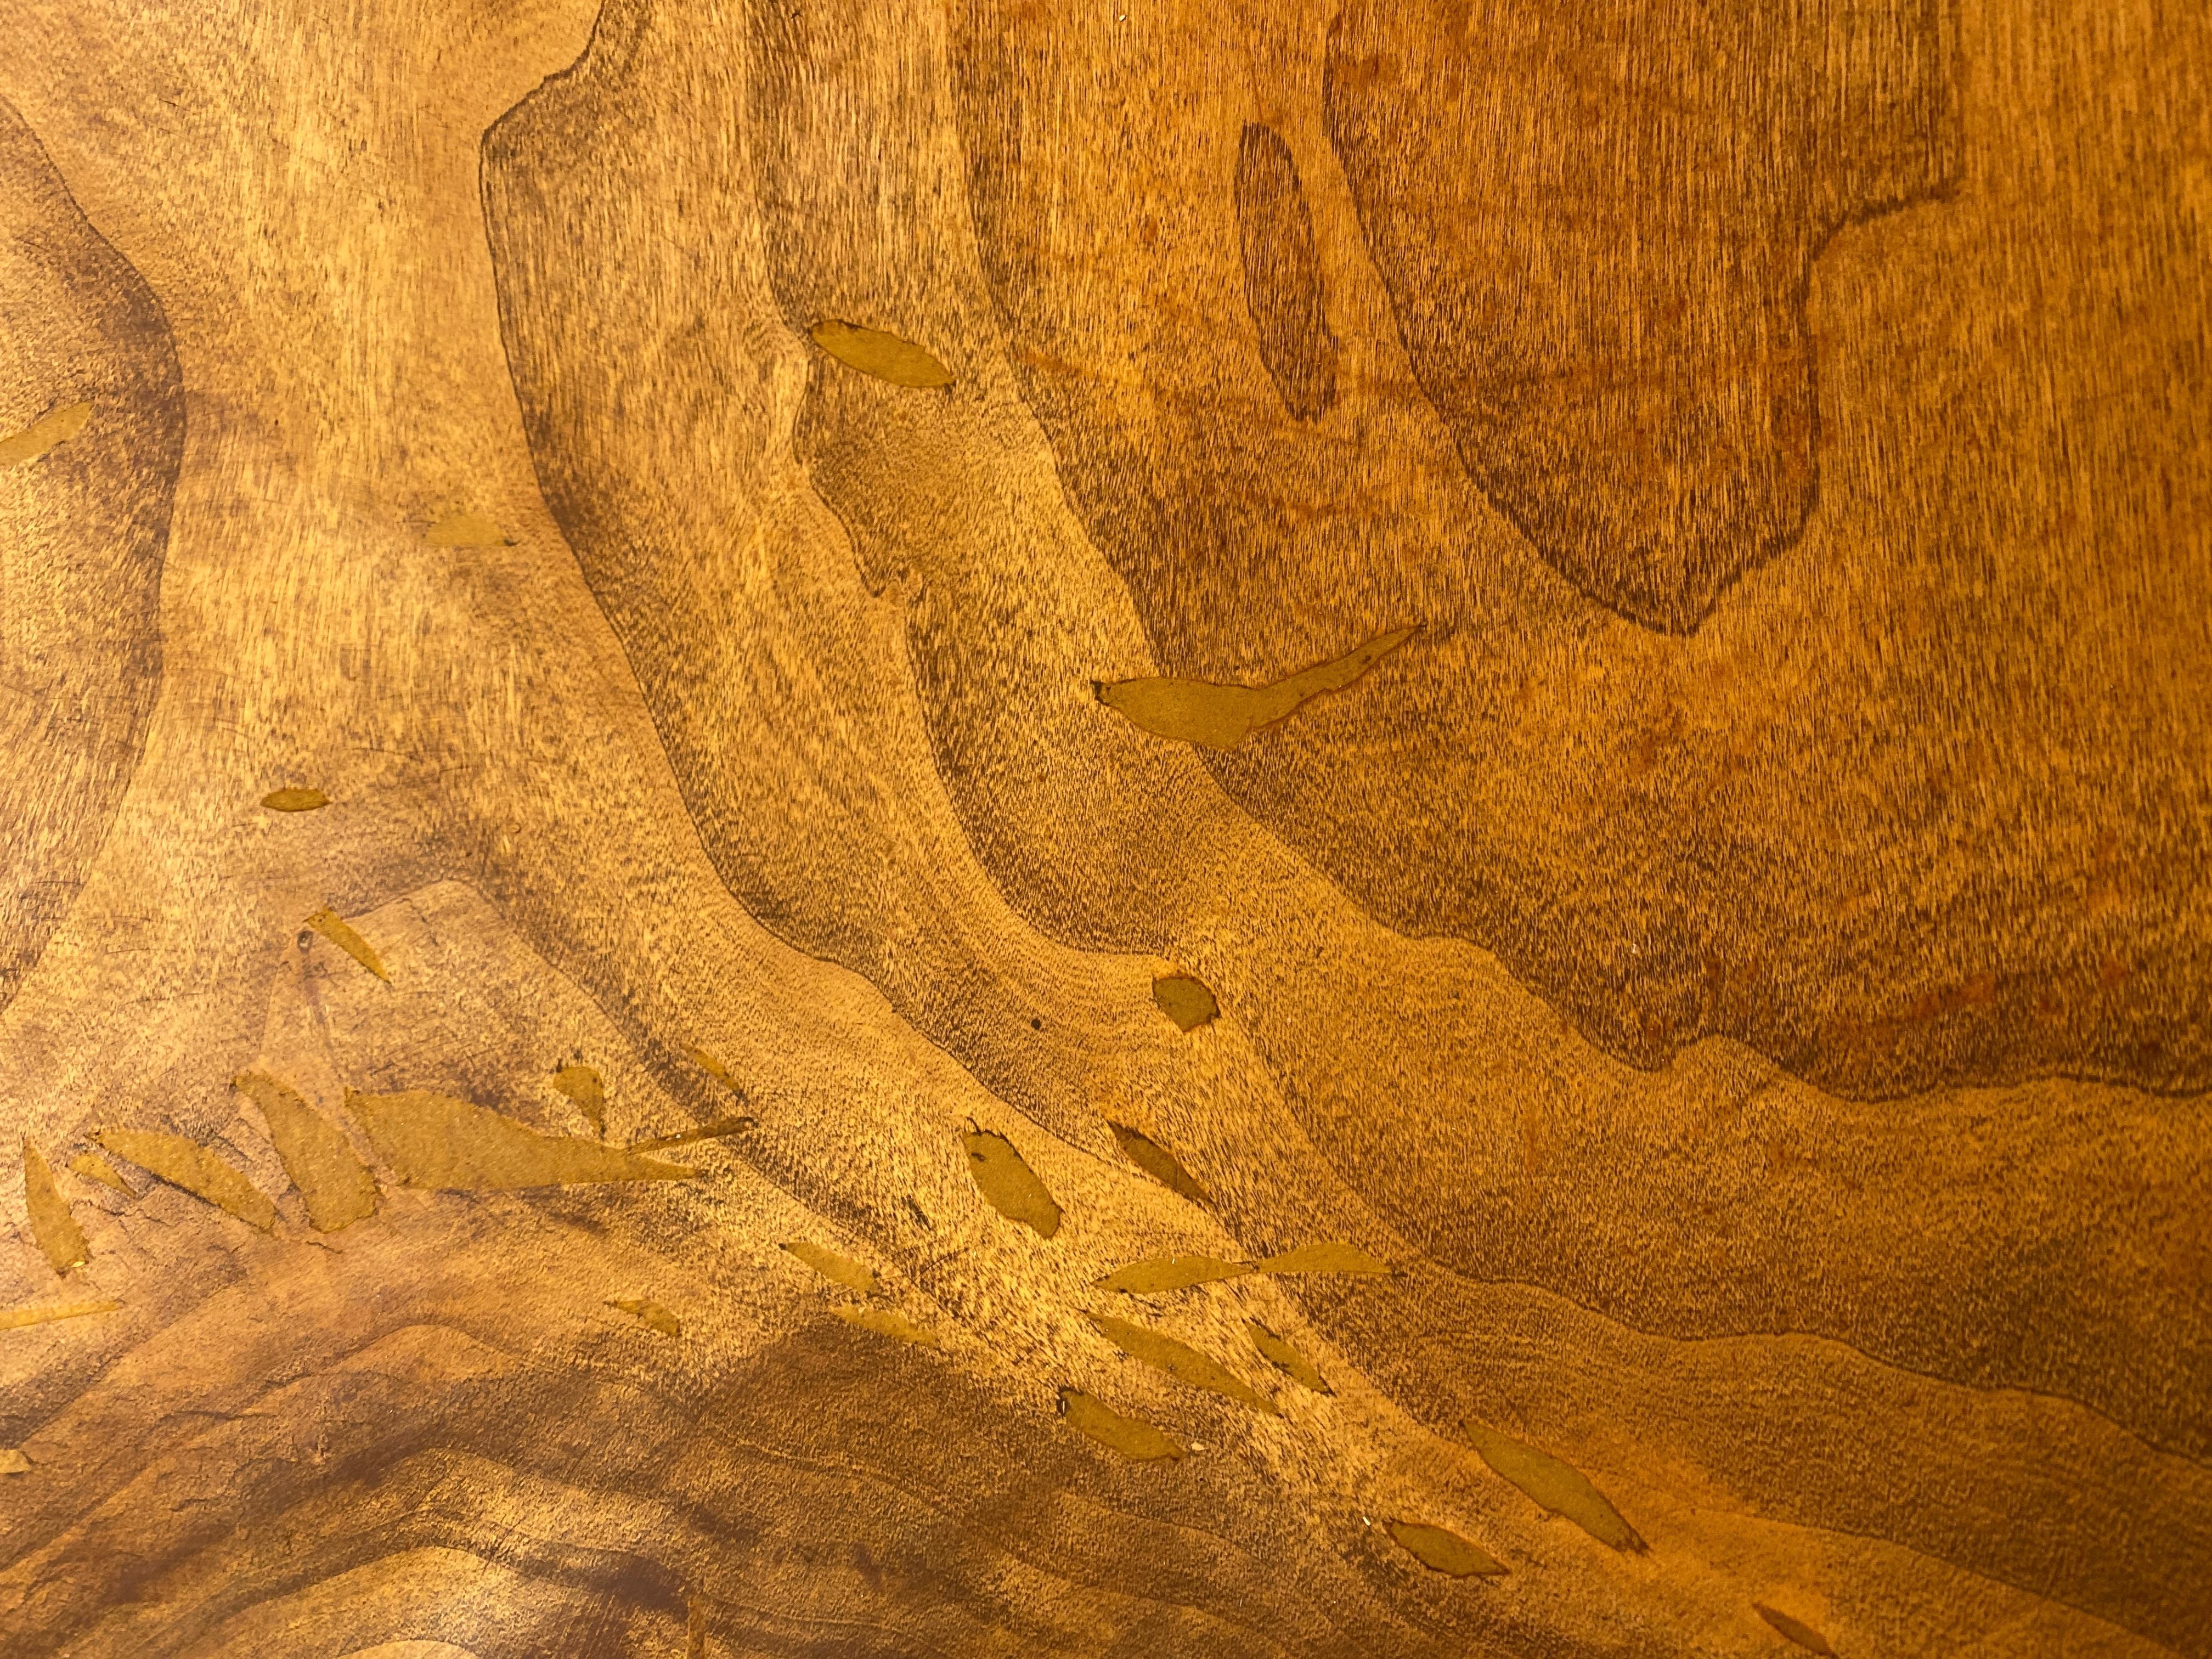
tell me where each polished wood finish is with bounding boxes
[2,0,2205,1652]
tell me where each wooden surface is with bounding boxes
[1,0,2206,1652]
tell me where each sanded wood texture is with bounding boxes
[2,0,2207,1654]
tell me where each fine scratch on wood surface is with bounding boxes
[0,1301,120,1334]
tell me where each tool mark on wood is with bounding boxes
[608,1296,683,1337]
[0,400,91,466]
[1086,1313,1278,1414]
[809,319,954,388]
[21,1139,87,1272]
[1097,1255,1252,1294]
[234,1072,377,1232]
[963,1126,1062,1237]
[784,1240,878,1294]
[1385,1519,1506,1578]
[261,787,328,811]
[1464,1420,1645,1551]
[307,908,388,981]
[344,1091,694,1189]
[1059,1387,1185,1460]
[1108,1122,1214,1206]
[92,1128,276,1230]
[1246,1322,1331,1393]
[1096,627,1417,751]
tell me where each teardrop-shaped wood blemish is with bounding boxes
[234,1072,377,1232]
[425,510,511,547]
[1753,1604,1837,1655]
[608,1296,684,1337]
[70,1153,130,1194]
[344,1091,693,1190]
[91,1128,276,1231]
[1150,974,1218,1031]
[0,400,91,467]
[306,907,388,982]
[1096,1255,1251,1294]
[837,1306,939,1346]
[1463,1419,1645,1551]
[783,1240,878,1294]
[0,1300,119,1333]
[550,1062,607,1132]
[1086,1313,1278,1414]
[1255,1240,1391,1276]
[684,1045,746,1097]
[808,319,953,388]
[1098,627,1416,751]
[1107,1121,1214,1206]
[21,1140,87,1272]
[1059,1387,1184,1461]
[1385,1519,1506,1578]
[1246,1322,1331,1394]
[962,1126,1062,1237]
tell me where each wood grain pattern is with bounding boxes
[1,0,2205,1654]
[0,97,177,1017]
